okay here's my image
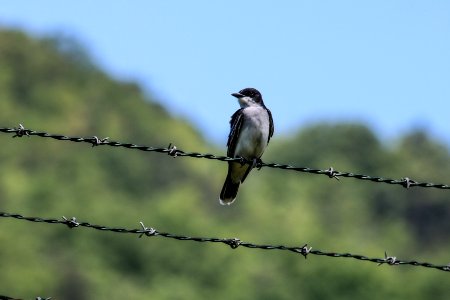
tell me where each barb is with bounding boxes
[0,212,448,272]
[1,125,449,190]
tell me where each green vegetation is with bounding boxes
[0,29,448,299]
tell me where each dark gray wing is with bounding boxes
[267,108,274,143]
[227,108,244,157]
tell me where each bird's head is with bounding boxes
[231,88,264,108]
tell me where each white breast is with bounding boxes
[234,106,270,159]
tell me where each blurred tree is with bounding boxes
[0,29,448,300]
[271,123,386,172]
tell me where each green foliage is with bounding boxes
[0,29,448,299]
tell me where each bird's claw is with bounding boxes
[253,158,263,170]
[238,156,247,166]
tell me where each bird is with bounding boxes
[219,88,274,205]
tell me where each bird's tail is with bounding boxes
[219,175,240,205]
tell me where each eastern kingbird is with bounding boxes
[219,88,274,205]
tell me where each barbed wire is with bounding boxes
[0,211,449,273]
[1,124,449,190]
[0,296,50,300]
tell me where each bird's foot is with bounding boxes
[237,157,262,170]
[237,156,246,166]
[253,158,263,170]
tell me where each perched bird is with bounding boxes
[219,88,274,205]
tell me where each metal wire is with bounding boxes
[1,124,449,190]
[0,295,50,300]
[0,212,448,273]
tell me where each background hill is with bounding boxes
[0,29,449,299]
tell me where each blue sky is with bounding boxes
[1,1,449,146]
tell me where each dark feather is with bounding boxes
[266,108,274,143]
[226,108,244,157]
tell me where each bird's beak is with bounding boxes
[231,92,243,98]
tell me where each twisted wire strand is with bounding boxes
[0,295,50,300]
[0,212,448,272]
[1,124,449,190]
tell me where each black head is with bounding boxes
[231,88,264,106]
[238,88,262,98]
